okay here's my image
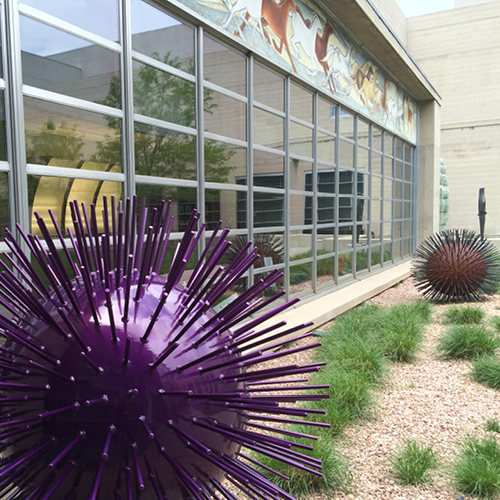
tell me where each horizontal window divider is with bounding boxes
[317,125,336,138]
[26,163,125,182]
[289,190,312,196]
[253,226,286,234]
[0,162,10,172]
[135,175,197,188]
[0,80,5,91]
[131,51,196,83]
[316,251,336,259]
[23,85,124,118]
[252,186,285,195]
[19,3,122,53]
[289,257,312,266]
[214,228,248,237]
[203,132,247,148]
[204,180,247,192]
[252,100,286,118]
[253,144,285,157]
[254,264,285,275]
[289,225,313,232]
[203,80,247,104]
[289,115,314,129]
[289,152,313,163]
[134,113,196,136]
[339,136,356,145]
[317,162,337,169]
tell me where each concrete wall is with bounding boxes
[408,1,500,236]
[371,0,408,45]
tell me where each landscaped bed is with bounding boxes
[241,278,500,500]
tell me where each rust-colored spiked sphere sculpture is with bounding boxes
[0,196,329,499]
[412,229,500,302]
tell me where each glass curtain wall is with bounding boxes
[0,0,417,301]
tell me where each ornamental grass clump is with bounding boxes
[437,325,500,359]
[453,436,500,498]
[443,305,486,325]
[378,303,429,362]
[472,356,500,389]
[390,440,437,485]
[486,419,500,434]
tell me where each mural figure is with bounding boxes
[314,24,335,93]
[222,0,264,42]
[290,10,325,76]
[322,42,353,94]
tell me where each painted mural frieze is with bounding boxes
[174,0,417,142]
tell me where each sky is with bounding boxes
[395,0,455,17]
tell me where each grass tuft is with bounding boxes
[453,436,500,498]
[491,316,500,333]
[389,440,437,485]
[486,419,500,434]
[472,356,500,389]
[256,426,352,497]
[443,305,486,325]
[437,325,499,360]
[378,303,427,362]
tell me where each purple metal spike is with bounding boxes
[0,197,329,500]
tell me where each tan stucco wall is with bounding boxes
[408,2,500,236]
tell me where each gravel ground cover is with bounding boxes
[237,278,500,500]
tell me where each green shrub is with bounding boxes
[390,440,437,485]
[453,436,500,498]
[437,325,499,360]
[472,356,500,389]
[443,305,486,325]
[256,426,352,497]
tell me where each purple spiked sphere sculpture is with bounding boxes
[412,229,500,302]
[0,196,329,499]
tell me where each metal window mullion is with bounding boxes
[121,0,135,199]
[5,1,29,248]
[352,116,358,277]
[413,109,420,252]
[391,137,396,263]
[367,122,373,271]
[284,77,290,300]
[196,27,206,256]
[334,105,340,283]
[380,131,385,266]
[312,93,318,294]
[247,55,254,287]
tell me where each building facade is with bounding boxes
[0,0,440,305]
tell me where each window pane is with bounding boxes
[204,37,246,96]
[373,126,382,151]
[0,92,6,161]
[134,123,195,180]
[290,122,312,158]
[358,119,369,147]
[290,228,312,258]
[317,131,335,163]
[290,194,310,227]
[25,97,122,170]
[254,150,284,179]
[290,262,312,295]
[339,139,353,168]
[290,83,312,123]
[254,191,284,227]
[29,174,122,236]
[133,61,194,125]
[21,17,120,106]
[204,142,246,184]
[318,98,336,133]
[254,63,283,111]
[339,110,354,139]
[22,0,119,41]
[372,152,382,176]
[254,108,283,150]
[131,0,194,74]
[205,91,246,141]
[0,173,9,239]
